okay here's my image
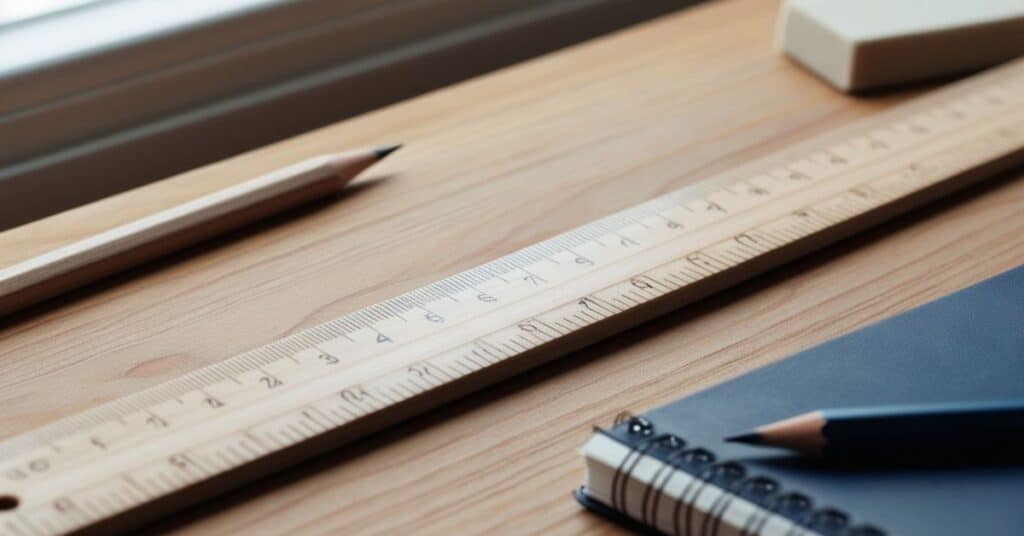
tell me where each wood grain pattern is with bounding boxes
[8,54,1022,533]
[0,0,1021,534]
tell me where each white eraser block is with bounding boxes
[778,0,1024,92]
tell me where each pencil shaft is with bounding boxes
[732,400,1024,458]
[0,148,386,317]
[820,401,1024,456]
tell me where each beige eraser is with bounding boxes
[778,0,1024,92]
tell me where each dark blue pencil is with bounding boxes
[726,400,1024,458]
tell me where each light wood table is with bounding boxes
[1,0,1022,533]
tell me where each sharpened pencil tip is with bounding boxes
[374,144,403,160]
[725,432,763,445]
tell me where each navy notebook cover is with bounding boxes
[585,265,1024,534]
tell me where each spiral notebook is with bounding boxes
[577,265,1024,536]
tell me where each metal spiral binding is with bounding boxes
[609,415,887,536]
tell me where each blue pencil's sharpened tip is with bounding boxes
[725,432,764,445]
[374,144,403,160]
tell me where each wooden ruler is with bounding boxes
[2,59,1023,535]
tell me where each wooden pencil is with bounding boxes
[0,145,400,317]
[726,399,1024,458]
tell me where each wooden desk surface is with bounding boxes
[1,0,1022,533]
